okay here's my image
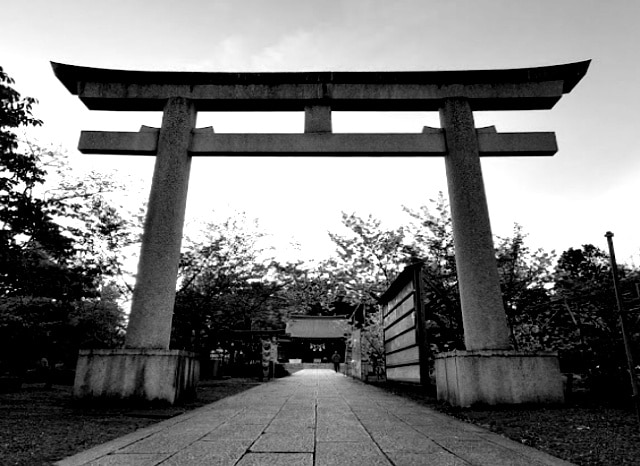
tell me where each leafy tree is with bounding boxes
[507,242,640,398]
[404,199,560,355]
[550,246,628,371]
[323,212,411,371]
[327,198,562,377]
[494,224,555,350]
[403,194,464,353]
[269,261,340,316]
[540,245,617,361]
[0,68,127,374]
[171,214,287,355]
[29,142,144,296]
[68,284,125,350]
[0,67,78,298]
[0,285,124,374]
[327,212,409,302]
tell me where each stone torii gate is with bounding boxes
[53,60,589,405]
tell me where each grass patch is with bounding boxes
[0,378,261,465]
[372,380,640,466]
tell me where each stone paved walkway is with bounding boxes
[56,369,575,465]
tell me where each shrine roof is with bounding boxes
[285,315,349,339]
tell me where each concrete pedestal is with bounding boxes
[435,350,564,407]
[73,349,199,405]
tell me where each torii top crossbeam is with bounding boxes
[52,61,588,112]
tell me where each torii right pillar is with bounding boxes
[435,97,564,407]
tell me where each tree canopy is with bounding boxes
[0,67,128,374]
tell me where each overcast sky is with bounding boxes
[2,0,640,264]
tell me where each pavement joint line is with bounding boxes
[329,378,395,465]
[134,413,229,464]
[372,393,475,465]
[312,371,318,465]
[238,380,300,461]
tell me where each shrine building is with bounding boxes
[279,315,349,363]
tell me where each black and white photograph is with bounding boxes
[1,1,639,464]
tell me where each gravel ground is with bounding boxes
[375,381,640,466]
[0,379,260,466]
[451,404,640,465]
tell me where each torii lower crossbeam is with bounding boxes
[78,128,558,157]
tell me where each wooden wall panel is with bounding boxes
[386,346,420,367]
[386,365,420,384]
[385,313,415,341]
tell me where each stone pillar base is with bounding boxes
[73,349,199,405]
[434,350,564,407]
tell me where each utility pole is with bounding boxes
[605,232,640,426]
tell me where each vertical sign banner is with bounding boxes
[380,263,428,384]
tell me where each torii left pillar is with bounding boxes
[126,98,194,348]
[73,98,200,404]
